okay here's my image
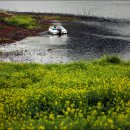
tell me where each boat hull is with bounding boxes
[48,26,67,35]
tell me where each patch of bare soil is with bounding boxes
[0,13,51,45]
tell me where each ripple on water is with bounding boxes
[0,20,130,63]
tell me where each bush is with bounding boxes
[105,55,121,64]
[96,55,121,65]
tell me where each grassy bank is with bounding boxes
[0,11,79,30]
[0,11,80,44]
[4,15,39,30]
[0,56,130,130]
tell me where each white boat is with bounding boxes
[48,26,67,35]
[48,26,59,35]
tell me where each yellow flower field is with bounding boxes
[0,56,130,130]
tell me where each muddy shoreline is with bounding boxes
[0,11,53,45]
[0,11,83,45]
[1,11,130,45]
[1,11,130,63]
[0,21,47,44]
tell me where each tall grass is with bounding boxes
[5,15,39,29]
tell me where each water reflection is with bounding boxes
[0,33,70,63]
[64,21,130,61]
[0,1,130,19]
[48,34,68,46]
[0,19,130,63]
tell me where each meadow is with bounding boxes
[0,56,130,130]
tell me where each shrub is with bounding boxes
[98,55,121,64]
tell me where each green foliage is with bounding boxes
[4,15,39,29]
[0,59,130,130]
[101,55,121,64]
[0,16,4,22]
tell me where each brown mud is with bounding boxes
[0,12,51,44]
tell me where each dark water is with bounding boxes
[0,18,130,63]
[64,20,130,61]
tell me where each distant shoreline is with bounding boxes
[0,11,130,45]
[0,11,80,45]
[10,11,130,23]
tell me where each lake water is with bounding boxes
[0,1,130,20]
[0,1,130,63]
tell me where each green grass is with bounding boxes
[0,56,130,130]
[4,15,39,29]
[0,16,4,22]
[43,15,79,21]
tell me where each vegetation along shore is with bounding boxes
[0,56,130,129]
[0,10,79,44]
[1,10,125,45]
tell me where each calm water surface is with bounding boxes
[0,1,130,19]
[0,1,130,63]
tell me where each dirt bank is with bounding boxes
[0,21,45,44]
[0,11,79,45]
[0,12,51,45]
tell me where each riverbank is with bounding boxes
[0,56,130,129]
[1,11,130,63]
[1,10,130,45]
[0,11,79,44]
